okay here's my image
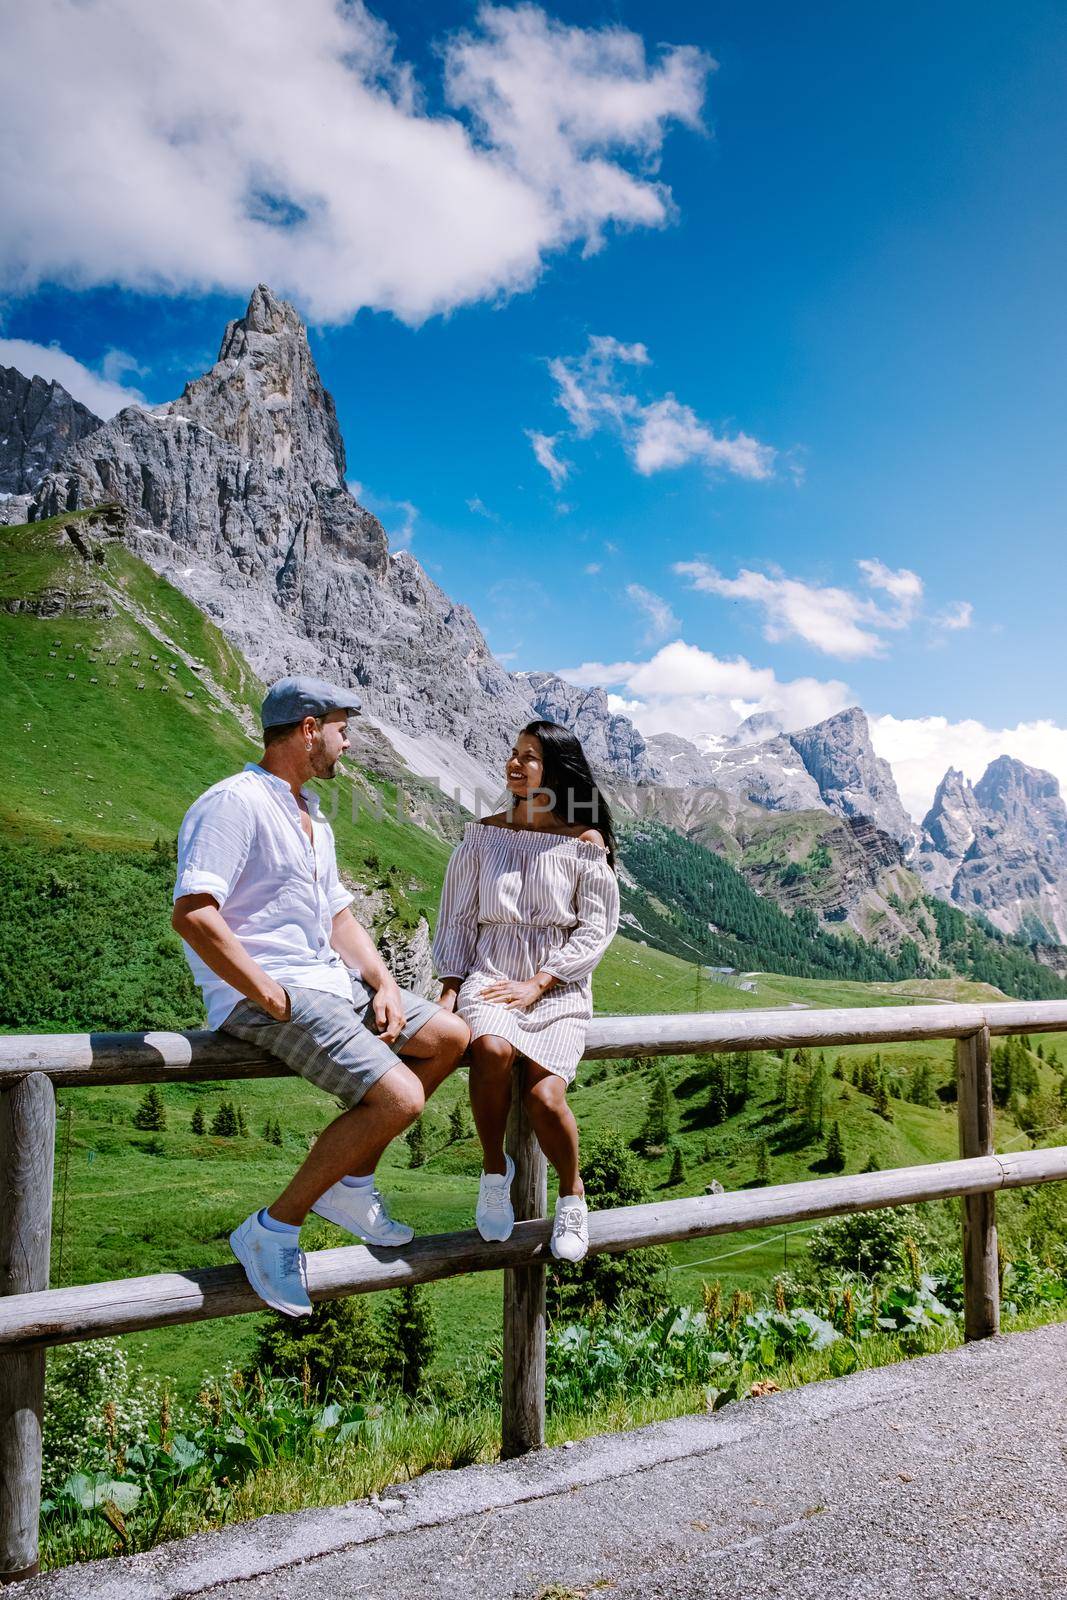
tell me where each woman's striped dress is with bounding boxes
[432,820,620,1083]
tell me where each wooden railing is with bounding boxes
[3,998,1067,1583]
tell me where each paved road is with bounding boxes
[22,1322,1067,1600]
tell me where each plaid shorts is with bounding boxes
[220,973,440,1108]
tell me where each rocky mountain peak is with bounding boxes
[519,671,656,783]
[0,366,103,494]
[974,754,1065,822]
[787,706,914,845]
[919,755,1067,941]
[730,710,783,746]
[173,284,348,489]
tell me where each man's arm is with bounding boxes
[330,907,406,1043]
[172,894,290,1020]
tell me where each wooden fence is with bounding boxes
[3,998,1067,1583]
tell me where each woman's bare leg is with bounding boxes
[469,1033,517,1175]
[522,1064,582,1197]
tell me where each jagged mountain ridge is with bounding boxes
[647,704,914,846]
[918,755,1067,942]
[1,365,103,496]
[609,779,936,962]
[21,285,1065,949]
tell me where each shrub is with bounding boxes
[809,1207,922,1280]
[253,1297,380,1399]
[550,1133,668,1320]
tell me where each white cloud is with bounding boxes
[526,429,571,488]
[541,333,775,481]
[0,3,710,326]
[625,582,679,644]
[0,336,145,418]
[631,397,774,478]
[583,561,602,575]
[466,495,500,522]
[870,714,1067,823]
[675,557,939,659]
[934,599,974,632]
[556,639,852,742]
[856,557,923,611]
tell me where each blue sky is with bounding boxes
[3,1,1066,816]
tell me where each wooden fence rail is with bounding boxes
[2,998,1067,1582]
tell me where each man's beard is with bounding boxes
[309,746,337,780]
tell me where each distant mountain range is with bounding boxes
[5,285,1065,956]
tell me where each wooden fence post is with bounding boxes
[956,1026,999,1340]
[501,1063,548,1459]
[1,1073,56,1584]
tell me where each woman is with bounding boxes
[433,721,620,1263]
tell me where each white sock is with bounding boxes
[340,1173,375,1189]
[258,1207,299,1235]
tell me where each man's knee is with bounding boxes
[438,1010,470,1057]
[368,1065,425,1127]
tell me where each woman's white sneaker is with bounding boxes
[310,1182,415,1246]
[550,1194,589,1262]
[476,1155,516,1241]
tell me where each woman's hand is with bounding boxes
[479,977,550,1011]
[437,979,462,1013]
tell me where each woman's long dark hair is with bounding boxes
[517,720,617,870]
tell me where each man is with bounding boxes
[172,675,469,1317]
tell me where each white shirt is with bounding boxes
[173,763,355,1028]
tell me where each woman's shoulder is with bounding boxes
[576,827,608,851]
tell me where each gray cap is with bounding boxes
[261,674,362,731]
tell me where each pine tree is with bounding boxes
[210,1100,238,1137]
[706,1061,729,1126]
[406,1118,427,1168]
[755,1138,771,1185]
[639,1065,673,1150]
[377,1285,437,1397]
[190,1104,205,1135]
[269,1117,284,1147]
[824,1120,845,1170]
[851,1063,861,1088]
[133,1085,166,1131]
[862,1152,880,1172]
[236,1105,249,1138]
[804,1059,826,1136]
[774,1059,791,1107]
[668,1143,684,1185]
[448,1102,468,1143]
[874,1078,892,1122]
[729,1051,750,1111]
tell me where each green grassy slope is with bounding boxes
[5,515,1067,1397]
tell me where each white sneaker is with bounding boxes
[551,1194,589,1262]
[310,1181,415,1246]
[476,1155,516,1242]
[229,1210,312,1317]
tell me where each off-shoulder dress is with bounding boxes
[431,820,620,1084]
